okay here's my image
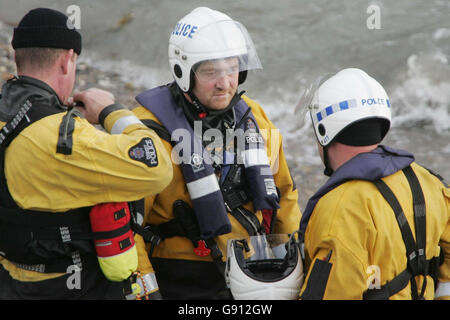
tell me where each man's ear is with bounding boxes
[60,49,75,75]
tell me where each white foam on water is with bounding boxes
[390,52,450,133]
[433,27,450,40]
[78,53,171,91]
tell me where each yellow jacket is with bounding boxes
[132,95,301,274]
[0,104,173,282]
[300,162,450,300]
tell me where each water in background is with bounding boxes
[1,0,449,206]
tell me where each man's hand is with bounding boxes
[72,88,115,124]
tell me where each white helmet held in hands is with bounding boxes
[225,233,304,300]
[168,7,262,92]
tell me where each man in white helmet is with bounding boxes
[297,68,449,300]
[131,7,301,299]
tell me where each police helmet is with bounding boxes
[168,7,262,92]
[295,68,391,147]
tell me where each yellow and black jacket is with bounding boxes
[299,146,449,300]
[132,83,301,299]
[0,76,172,299]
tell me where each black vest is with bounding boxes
[0,76,96,273]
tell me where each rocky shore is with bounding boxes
[0,27,144,110]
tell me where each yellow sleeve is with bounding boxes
[300,186,371,300]
[300,237,369,300]
[5,108,173,211]
[82,107,174,201]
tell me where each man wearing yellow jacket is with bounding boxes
[297,68,449,300]
[0,8,172,299]
[132,7,301,299]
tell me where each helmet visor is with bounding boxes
[294,73,333,127]
[189,20,262,80]
[230,234,299,282]
[193,57,241,83]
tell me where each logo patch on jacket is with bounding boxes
[246,117,257,131]
[190,153,205,173]
[128,138,158,167]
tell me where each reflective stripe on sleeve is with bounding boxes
[241,148,270,168]
[435,281,450,298]
[139,272,159,294]
[111,115,143,134]
[186,174,220,200]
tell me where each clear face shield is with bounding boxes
[229,233,300,281]
[225,232,304,299]
[189,20,262,82]
[294,74,333,128]
[193,57,241,83]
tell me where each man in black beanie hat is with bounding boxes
[0,8,173,299]
[11,7,82,105]
[12,7,82,54]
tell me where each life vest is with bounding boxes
[135,84,280,240]
[299,145,415,236]
[299,145,443,300]
[0,82,97,273]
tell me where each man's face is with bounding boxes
[192,57,239,110]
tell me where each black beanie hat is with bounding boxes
[12,8,82,55]
[334,118,390,146]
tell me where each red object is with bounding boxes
[198,112,207,119]
[89,202,135,257]
[261,209,273,234]
[193,240,211,257]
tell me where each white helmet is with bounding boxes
[168,7,262,92]
[296,68,391,147]
[225,234,304,300]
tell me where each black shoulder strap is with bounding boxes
[56,107,83,155]
[373,178,419,268]
[141,119,171,143]
[402,166,427,277]
[367,166,427,299]
[0,99,33,147]
[424,167,448,187]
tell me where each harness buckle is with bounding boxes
[142,225,162,246]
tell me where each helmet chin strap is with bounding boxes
[186,91,209,119]
[323,145,334,177]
